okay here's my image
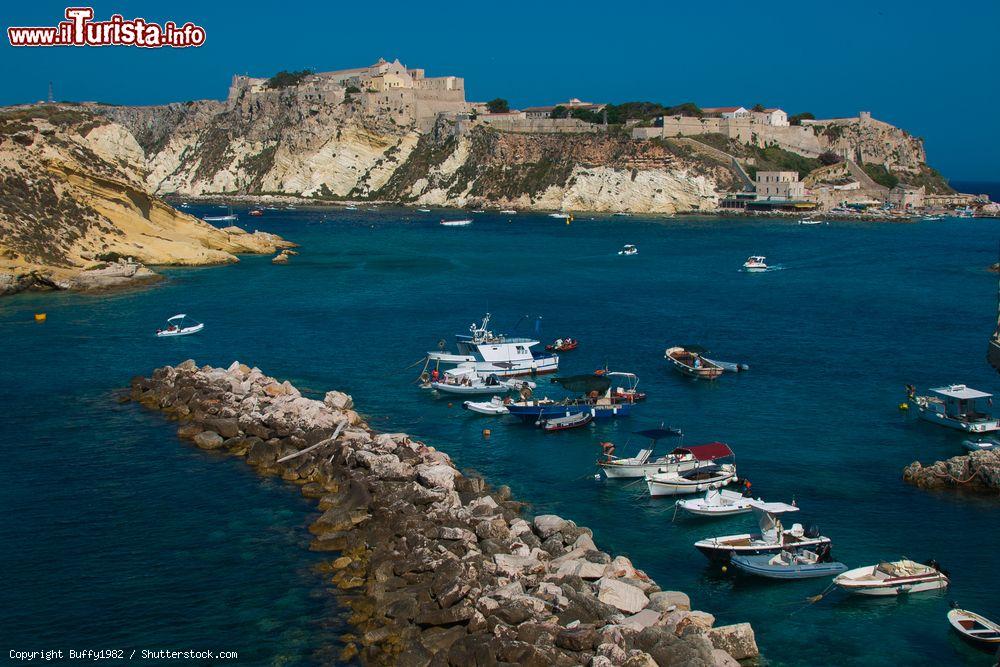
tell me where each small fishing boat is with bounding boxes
[833,559,949,596]
[344,205,358,211]
[646,461,737,497]
[962,437,1000,452]
[910,384,1000,433]
[463,396,510,415]
[417,208,432,213]
[549,212,571,219]
[730,547,848,580]
[612,386,646,402]
[440,219,473,226]
[203,213,237,222]
[665,346,724,380]
[427,366,535,395]
[597,427,688,478]
[743,256,768,272]
[156,314,204,337]
[694,499,831,563]
[798,218,823,225]
[420,313,559,378]
[675,489,752,517]
[545,338,578,352]
[249,208,264,217]
[618,244,638,256]
[540,412,593,431]
[612,212,633,217]
[947,605,1000,651]
[500,209,517,214]
[179,202,191,208]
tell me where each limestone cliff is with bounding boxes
[0,106,294,296]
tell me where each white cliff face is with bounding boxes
[537,166,718,213]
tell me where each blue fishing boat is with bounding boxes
[504,370,638,422]
[730,547,847,580]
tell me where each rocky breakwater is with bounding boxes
[903,449,1000,493]
[129,361,758,666]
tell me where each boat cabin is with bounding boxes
[929,385,994,422]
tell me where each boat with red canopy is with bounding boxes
[645,442,737,496]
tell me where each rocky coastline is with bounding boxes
[903,450,1000,492]
[128,361,758,666]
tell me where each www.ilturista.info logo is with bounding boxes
[8,7,206,48]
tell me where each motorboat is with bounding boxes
[500,209,517,214]
[612,212,633,217]
[425,365,536,395]
[947,606,1000,651]
[463,396,510,416]
[730,547,847,580]
[798,218,824,225]
[602,371,644,403]
[506,370,640,422]
[540,412,593,432]
[646,461,737,497]
[612,386,646,402]
[833,559,949,596]
[179,202,191,208]
[156,314,204,337]
[203,205,237,222]
[618,244,638,256]
[344,205,358,211]
[962,437,1000,452]
[743,256,768,272]
[675,489,752,517]
[665,346,724,380]
[421,314,559,378]
[597,427,688,478]
[249,209,263,217]
[694,499,831,563]
[911,384,1000,433]
[545,338,578,352]
[549,212,571,219]
[417,208,432,213]
[440,219,472,226]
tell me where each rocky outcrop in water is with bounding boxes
[903,450,1000,492]
[0,106,295,297]
[128,361,758,665]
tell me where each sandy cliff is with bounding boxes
[0,106,294,296]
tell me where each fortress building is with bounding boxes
[227,58,468,131]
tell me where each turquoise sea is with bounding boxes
[3,206,1000,666]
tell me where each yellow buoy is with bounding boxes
[483,429,491,438]
[721,565,727,573]
[898,403,909,411]
[34,313,46,322]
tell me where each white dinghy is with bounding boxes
[833,559,949,596]
[597,427,685,478]
[426,365,535,395]
[463,396,510,415]
[694,499,831,563]
[156,314,204,337]
[675,489,753,517]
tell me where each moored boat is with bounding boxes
[463,396,510,415]
[545,338,579,352]
[675,489,752,517]
[730,547,847,580]
[833,559,949,596]
[694,499,831,563]
[910,384,1000,433]
[962,437,1000,452]
[665,346,724,380]
[947,605,1000,651]
[597,427,686,478]
[249,208,264,217]
[421,314,559,378]
[440,219,473,226]
[540,412,593,431]
[425,366,535,395]
[646,460,737,497]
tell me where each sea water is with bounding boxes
[3,206,999,665]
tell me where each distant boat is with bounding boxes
[179,202,191,208]
[613,212,632,217]
[500,209,517,214]
[471,209,485,213]
[618,244,638,256]
[203,205,236,222]
[156,314,204,337]
[947,606,1000,651]
[344,205,358,211]
[549,212,571,219]
[249,208,263,217]
[798,218,823,225]
[910,384,1000,433]
[417,208,432,213]
[440,219,473,227]
[743,255,768,272]
[665,346,724,380]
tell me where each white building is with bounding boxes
[755,171,805,200]
[702,106,750,119]
[751,108,788,126]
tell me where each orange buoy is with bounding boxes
[34,313,46,322]
[483,429,491,438]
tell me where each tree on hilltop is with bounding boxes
[789,112,815,126]
[486,98,509,114]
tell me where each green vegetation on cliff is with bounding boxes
[266,70,313,89]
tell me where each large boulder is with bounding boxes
[416,462,459,491]
[192,431,225,450]
[596,577,649,614]
[533,514,569,538]
[707,623,758,660]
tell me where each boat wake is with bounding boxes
[740,264,786,273]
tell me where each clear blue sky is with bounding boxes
[3,0,998,180]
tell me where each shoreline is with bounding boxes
[129,361,759,665]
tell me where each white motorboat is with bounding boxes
[440,219,473,226]
[426,365,535,395]
[911,384,1000,433]
[156,314,204,337]
[500,209,517,214]
[618,244,638,256]
[646,462,737,497]
[694,499,831,563]
[743,255,768,272]
[612,212,632,217]
[675,489,752,517]
[345,205,358,211]
[463,396,510,415]
[833,559,949,596]
[421,313,559,378]
[549,212,571,219]
[599,430,715,479]
[417,208,432,213]
[203,205,237,222]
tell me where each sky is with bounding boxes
[2,0,998,181]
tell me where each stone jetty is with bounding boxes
[903,449,1000,493]
[128,361,758,665]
